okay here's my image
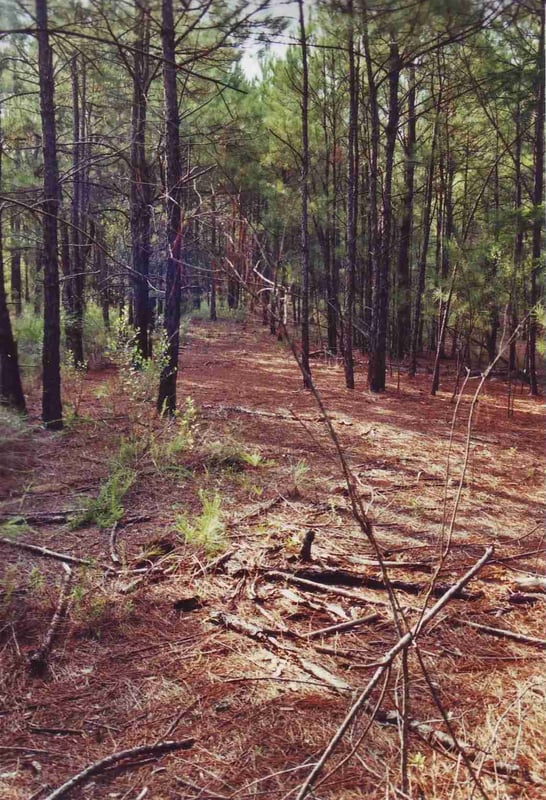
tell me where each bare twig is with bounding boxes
[454,619,546,648]
[293,546,493,799]
[29,565,73,675]
[304,613,381,640]
[0,537,115,571]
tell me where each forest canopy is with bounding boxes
[0,0,543,422]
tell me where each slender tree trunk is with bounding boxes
[36,0,62,429]
[362,8,380,372]
[157,0,182,415]
[344,2,357,389]
[210,194,217,321]
[368,41,399,392]
[298,0,311,389]
[409,77,442,378]
[66,54,85,366]
[396,64,416,358]
[529,3,544,395]
[510,99,523,373]
[131,0,152,360]
[0,123,26,412]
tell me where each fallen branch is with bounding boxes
[294,546,493,800]
[228,495,284,527]
[0,537,115,571]
[29,565,73,675]
[265,570,391,607]
[109,522,120,564]
[454,619,546,648]
[295,567,482,600]
[209,610,349,693]
[42,739,195,800]
[371,704,544,786]
[304,613,381,640]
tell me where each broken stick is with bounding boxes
[42,738,195,800]
[29,565,73,675]
[0,537,115,572]
[294,546,493,800]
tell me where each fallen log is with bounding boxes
[294,567,483,600]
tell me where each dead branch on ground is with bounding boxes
[42,739,195,800]
[28,565,73,675]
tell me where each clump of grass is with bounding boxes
[203,438,263,471]
[71,467,136,529]
[0,517,29,539]
[289,459,310,498]
[175,491,227,555]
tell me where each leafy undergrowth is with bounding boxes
[0,318,544,800]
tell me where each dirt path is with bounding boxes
[1,317,544,800]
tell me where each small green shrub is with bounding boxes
[175,491,227,555]
[71,467,136,529]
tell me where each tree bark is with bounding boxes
[344,2,357,389]
[368,41,400,392]
[66,54,85,367]
[157,0,182,415]
[36,0,63,429]
[396,63,416,358]
[529,2,544,396]
[298,0,312,389]
[131,0,152,360]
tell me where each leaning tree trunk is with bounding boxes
[36,0,63,429]
[298,0,311,389]
[0,125,26,412]
[157,0,182,415]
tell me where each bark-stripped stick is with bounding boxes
[294,546,493,800]
[29,564,73,674]
[0,537,115,571]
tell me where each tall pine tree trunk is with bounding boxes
[368,41,399,392]
[396,63,416,358]
[344,1,357,389]
[66,54,85,367]
[529,2,544,396]
[36,0,62,429]
[131,0,152,360]
[157,0,182,415]
[298,0,311,389]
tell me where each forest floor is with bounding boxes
[1,315,545,800]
